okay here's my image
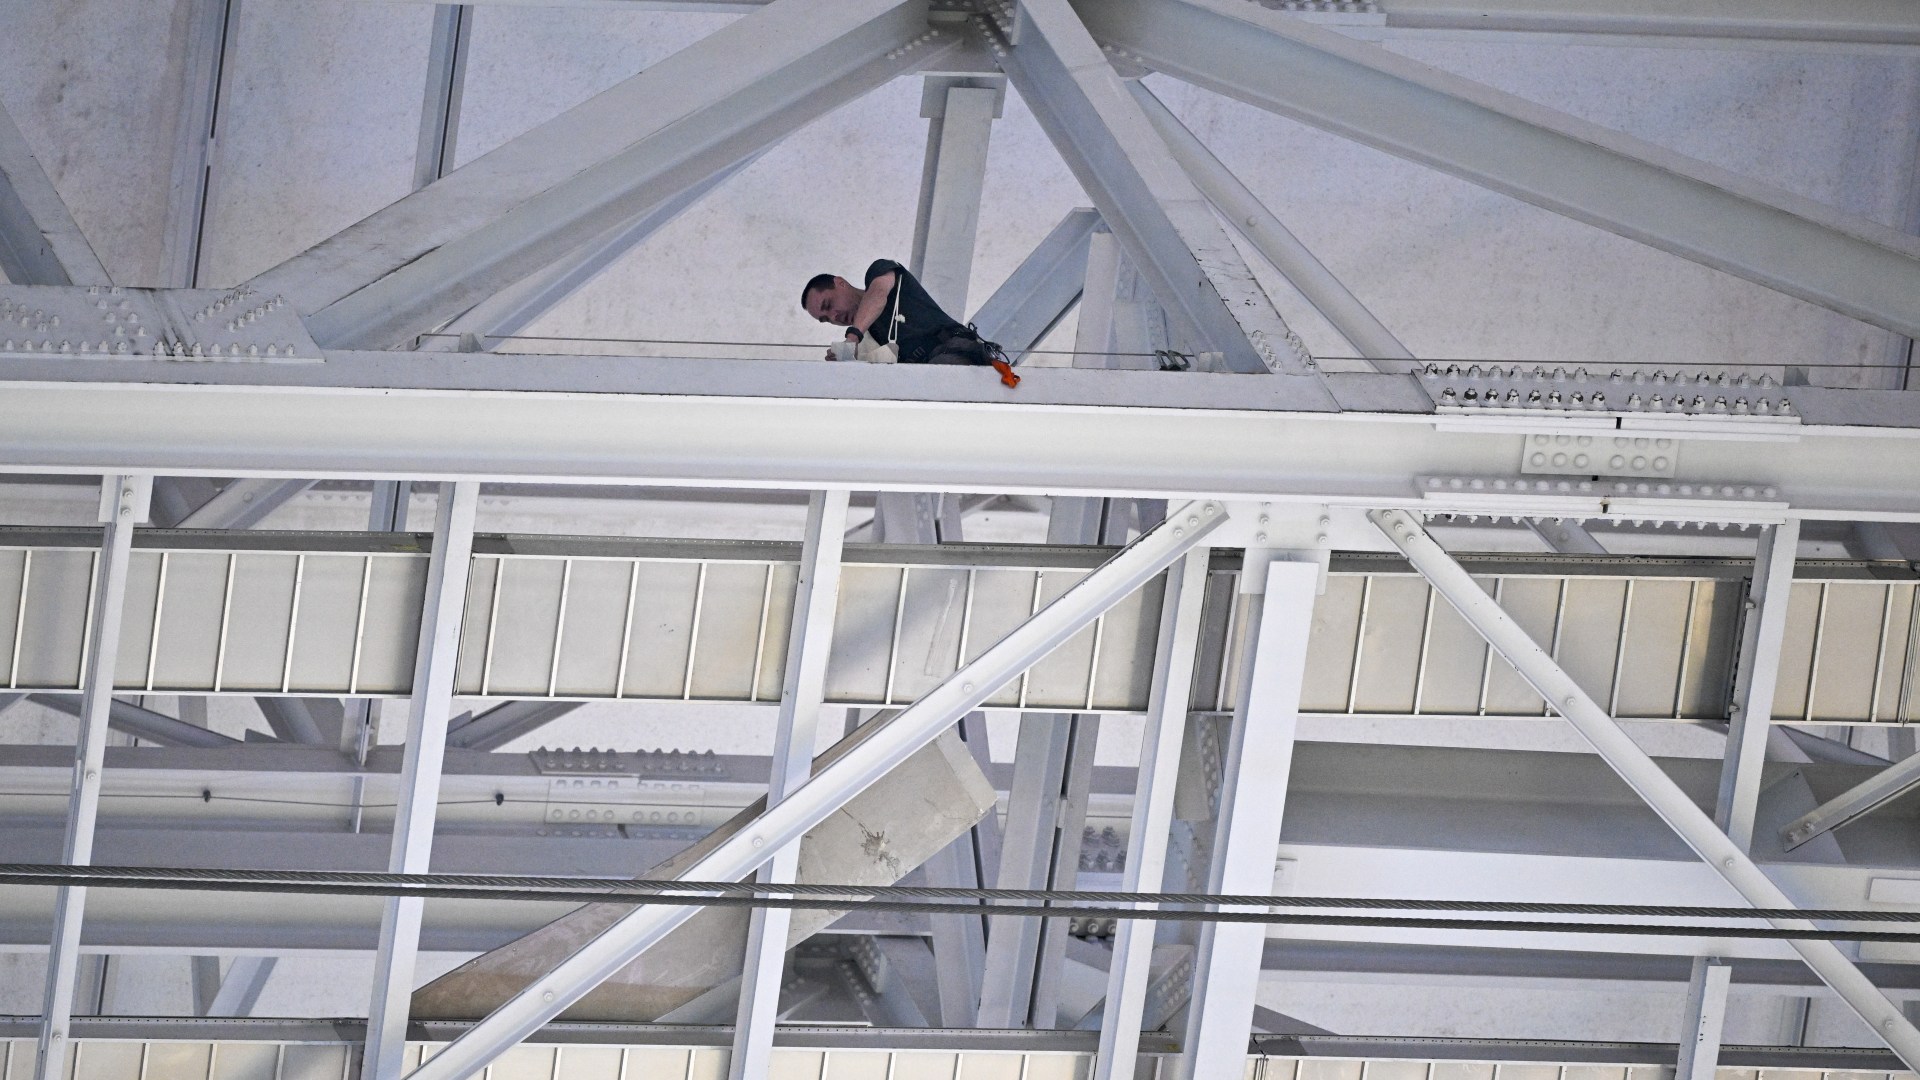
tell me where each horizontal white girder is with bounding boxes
[1,351,1919,522]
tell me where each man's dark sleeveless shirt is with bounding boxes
[861,258,965,364]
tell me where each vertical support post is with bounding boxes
[348,481,407,834]
[161,0,238,288]
[1177,554,1319,1080]
[1678,519,1800,1080]
[909,80,1001,314]
[33,475,151,1080]
[1095,551,1208,1080]
[729,490,849,1080]
[363,482,479,1080]
[1372,507,1920,1068]
[413,5,472,191]
[878,78,1001,548]
[1072,227,1121,368]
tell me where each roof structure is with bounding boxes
[1,1,1920,1078]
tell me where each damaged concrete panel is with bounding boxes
[411,723,997,1021]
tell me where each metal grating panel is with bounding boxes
[4,531,1915,723]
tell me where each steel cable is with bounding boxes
[1,864,1917,941]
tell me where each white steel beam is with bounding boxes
[402,501,1225,1080]
[1525,517,1609,555]
[363,482,479,1080]
[1179,554,1320,1080]
[1075,0,1920,339]
[910,80,1000,314]
[1095,550,1208,1080]
[1785,752,1920,851]
[17,347,1920,522]
[1130,83,1410,367]
[1719,522,1802,850]
[174,478,312,530]
[201,956,277,1018]
[0,103,109,288]
[254,698,332,747]
[1371,507,1920,1069]
[412,5,472,192]
[988,0,1327,387]
[28,695,240,750]
[1678,520,1800,1080]
[966,207,1099,362]
[1374,0,1920,49]
[729,490,848,1080]
[443,701,582,751]
[159,0,237,289]
[250,0,949,349]
[32,475,150,1080]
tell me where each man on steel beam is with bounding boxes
[801,259,1022,387]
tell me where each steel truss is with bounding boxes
[2,0,1919,1074]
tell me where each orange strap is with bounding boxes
[990,359,1021,389]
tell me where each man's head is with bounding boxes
[801,273,862,326]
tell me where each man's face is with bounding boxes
[804,279,857,326]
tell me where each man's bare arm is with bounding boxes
[850,271,897,334]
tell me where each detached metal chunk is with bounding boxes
[411,724,996,1021]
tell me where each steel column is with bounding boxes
[1077,0,1920,339]
[1129,83,1409,367]
[1178,555,1320,1080]
[160,0,238,289]
[1095,551,1208,1080]
[32,476,150,1080]
[403,501,1225,1080]
[909,82,999,315]
[413,5,472,192]
[729,490,848,1080]
[1679,520,1799,1080]
[989,0,1327,386]
[1371,507,1920,1068]
[363,482,480,1080]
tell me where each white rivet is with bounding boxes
[752,835,766,848]
[962,683,974,693]
[542,991,554,1002]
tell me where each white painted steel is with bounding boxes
[992,0,1326,384]
[1130,83,1410,366]
[966,208,1099,362]
[729,490,848,1080]
[157,0,234,289]
[1785,742,1920,848]
[910,84,997,315]
[412,5,470,192]
[33,476,148,1080]
[251,0,944,348]
[1094,550,1207,1080]
[1179,556,1319,1080]
[364,482,479,1080]
[13,355,1920,522]
[202,956,277,1018]
[402,500,1224,1080]
[0,102,109,288]
[1371,507,1920,1068]
[1720,521,1802,848]
[173,478,311,530]
[1376,0,1920,48]
[1677,520,1800,1080]
[1076,0,1920,339]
